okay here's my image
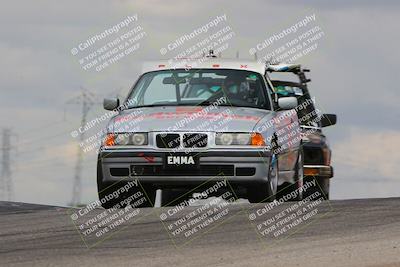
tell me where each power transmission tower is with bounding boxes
[0,128,16,201]
[66,89,97,206]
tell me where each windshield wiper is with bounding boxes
[197,101,218,106]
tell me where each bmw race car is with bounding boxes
[97,56,305,208]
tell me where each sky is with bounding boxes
[0,0,399,206]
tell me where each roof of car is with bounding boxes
[142,58,267,75]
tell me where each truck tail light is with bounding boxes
[304,168,318,176]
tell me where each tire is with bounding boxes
[97,160,156,209]
[136,185,157,208]
[277,149,304,201]
[303,176,330,200]
[247,155,278,203]
[97,181,127,209]
[161,189,192,207]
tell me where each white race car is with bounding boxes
[97,56,303,208]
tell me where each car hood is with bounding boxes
[111,106,274,133]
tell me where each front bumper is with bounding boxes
[98,149,272,186]
[304,165,333,178]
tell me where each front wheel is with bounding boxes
[247,156,278,203]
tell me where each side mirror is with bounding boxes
[278,97,298,110]
[103,98,120,110]
[321,113,337,127]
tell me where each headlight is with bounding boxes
[104,133,148,146]
[216,132,265,146]
[115,134,130,145]
[131,133,147,145]
[236,133,251,145]
[216,133,234,145]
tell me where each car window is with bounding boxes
[143,73,177,104]
[127,69,271,109]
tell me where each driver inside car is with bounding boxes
[223,75,257,105]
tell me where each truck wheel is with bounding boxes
[277,149,304,201]
[303,176,330,200]
[247,156,278,203]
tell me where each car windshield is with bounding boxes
[126,69,270,109]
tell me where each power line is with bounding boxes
[66,88,100,206]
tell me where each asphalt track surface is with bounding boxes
[0,198,399,267]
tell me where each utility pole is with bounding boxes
[0,128,15,201]
[67,89,96,206]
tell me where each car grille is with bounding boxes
[156,134,180,148]
[183,133,207,148]
[156,133,208,148]
[131,164,233,176]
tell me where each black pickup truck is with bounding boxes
[267,64,337,199]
